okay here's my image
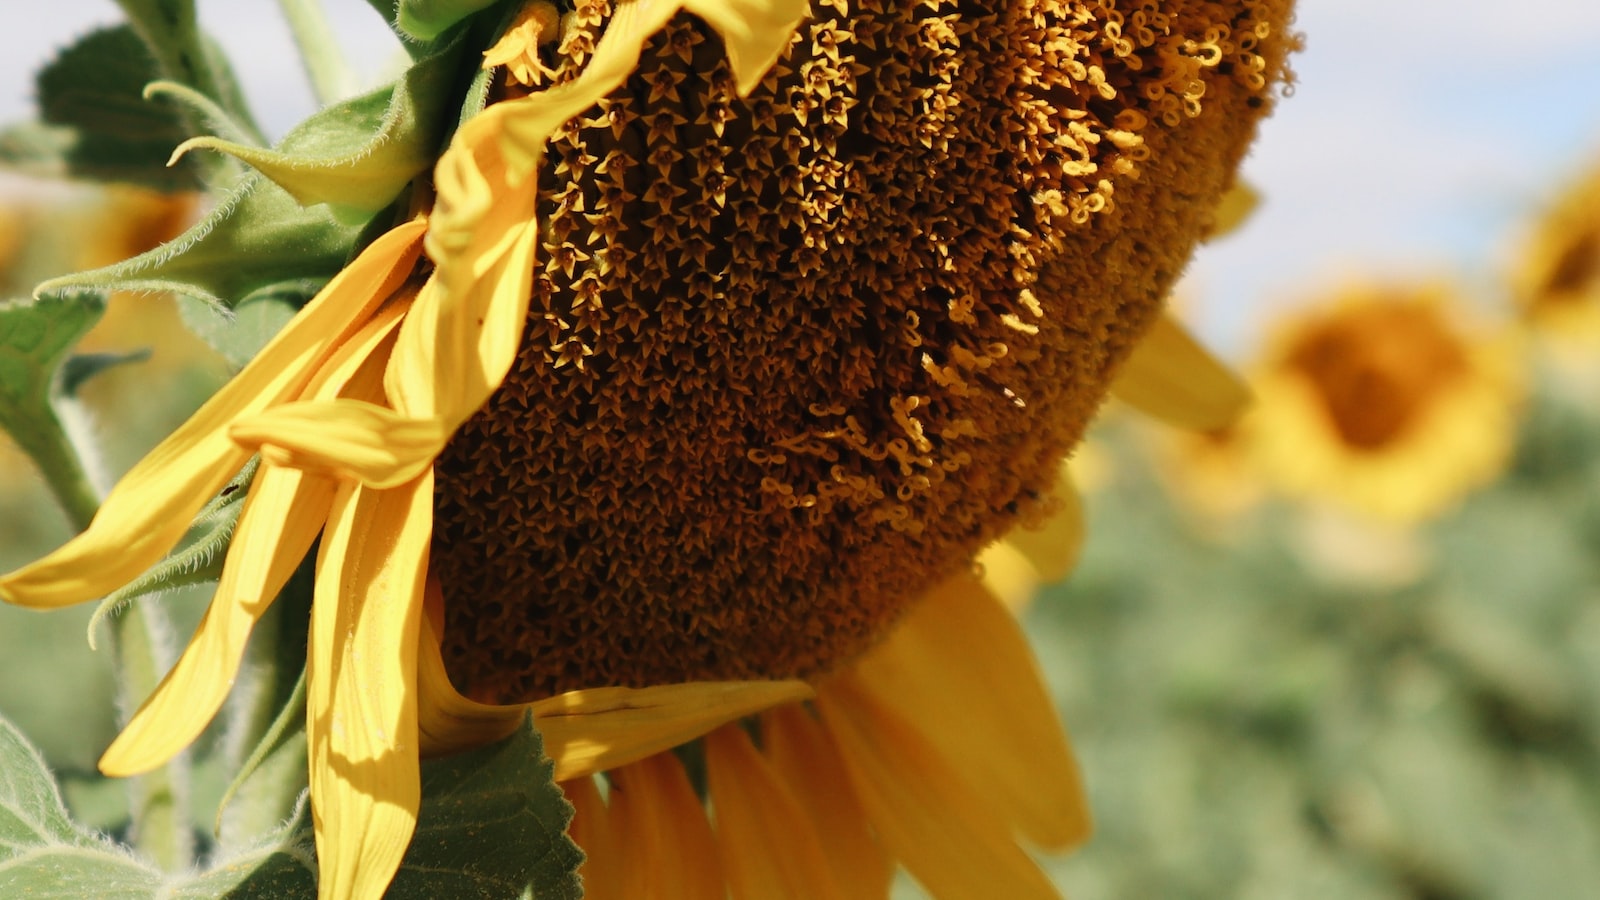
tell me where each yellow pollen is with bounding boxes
[430,0,1297,701]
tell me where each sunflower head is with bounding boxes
[428,0,1301,702]
[1513,157,1600,339]
[1248,284,1521,524]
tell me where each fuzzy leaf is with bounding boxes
[172,35,466,214]
[397,0,500,41]
[35,173,364,312]
[176,290,304,370]
[0,712,167,894]
[58,349,152,398]
[0,26,202,191]
[388,713,583,900]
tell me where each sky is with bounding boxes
[5,0,1600,357]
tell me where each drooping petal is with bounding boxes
[533,681,812,782]
[998,467,1085,585]
[415,578,526,756]
[102,290,415,775]
[850,574,1090,850]
[98,464,335,776]
[974,541,1041,614]
[0,221,425,609]
[1111,314,1251,431]
[307,472,432,900]
[851,573,1088,845]
[815,676,1060,900]
[762,705,893,900]
[564,775,622,900]
[609,753,724,900]
[705,724,847,900]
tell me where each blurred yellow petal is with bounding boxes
[851,575,1090,850]
[816,676,1059,900]
[1112,314,1251,431]
[706,724,847,900]
[565,775,622,900]
[999,470,1084,585]
[534,680,812,781]
[0,221,425,609]
[307,472,432,900]
[975,541,1042,614]
[762,706,892,900]
[610,753,724,900]
[1207,180,1260,240]
[99,464,335,777]
[231,398,448,489]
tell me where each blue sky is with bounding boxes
[6,1,1600,358]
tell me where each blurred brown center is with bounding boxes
[426,0,1295,702]
[1286,303,1469,450]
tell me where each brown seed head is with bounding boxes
[430,0,1298,701]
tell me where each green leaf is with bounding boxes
[398,0,500,41]
[113,0,261,138]
[389,713,584,900]
[0,712,168,894]
[173,34,467,215]
[36,173,366,312]
[58,349,153,397]
[0,294,106,525]
[176,290,304,370]
[0,26,200,191]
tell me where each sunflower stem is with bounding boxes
[277,0,356,107]
[21,403,195,871]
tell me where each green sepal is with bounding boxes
[143,80,262,148]
[0,26,202,192]
[35,172,366,312]
[398,0,501,41]
[83,460,258,647]
[171,33,467,216]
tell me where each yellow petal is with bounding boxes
[1111,314,1251,431]
[565,776,622,900]
[851,574,1090,850]
[307,472,432,900]
[99,464,335,777]
[1208,180,1260,240]
[230,398,448,488]
[997,470,1085,586]
[415,579,526,757]
[680,0,810,96]
[0,221,425,609]
[815,676,1060,900]
[762,705,893,900]
[610,753,724,900]
[706,724,847,900]
[975,540,1041,614]
[534,680,812,782]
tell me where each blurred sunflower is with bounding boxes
[1512,156,1600,341]
[1248,284,1520,525]
[1,0,1296,897]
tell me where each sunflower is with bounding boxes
[1512,156,1600,342]
[1,0,1296,897]
[1248,283,1520,525]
